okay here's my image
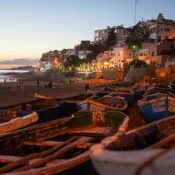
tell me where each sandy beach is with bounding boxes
[0,78,144,130]
[0,79,116,106]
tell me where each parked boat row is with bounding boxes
[138,92,175,122]
[0,98,78,125]
[0,82,175,175]
[0,111,129,174]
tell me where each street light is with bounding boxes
[131,45,138,52]
[131,44,138,60]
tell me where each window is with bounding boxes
[165,28,170,32]
[157,36,161,42]
[171,43,174,49]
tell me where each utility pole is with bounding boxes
[134,0,138,25]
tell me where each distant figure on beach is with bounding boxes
[17,79,23,83]
[103,85,108,92]
[37,80,40,86]
[45,82,53,88]
[85,84,90,92]
[49,82,53,88]
[4,79,6,83]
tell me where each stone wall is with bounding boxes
[102,70,118,80]
[124,66,148,83]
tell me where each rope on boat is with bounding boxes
[134,149,169,175]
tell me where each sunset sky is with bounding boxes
[0,0,175,60]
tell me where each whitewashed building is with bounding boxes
[148,13,175,43]
[115,26,129,46]
[64,49,77,57]
[111,46,133,69]
[94,29,108,43]
[78,50,92,59]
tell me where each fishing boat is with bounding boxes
[95,86,117,98]
[0,98,78,124]
[144,84,172,96]
[90,114,175,175]
[0,110,129,175]
[138,92,175,122]
[110,88,135,107]
[0,112,38,135]
[78,95,128,114]
[34,92,92,102]
[171,80,175,93]
[133,88,145,100]
[93,86,134,107]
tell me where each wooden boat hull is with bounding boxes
[92,87,134,106]
[35,101,78,124]
[138,93,175,122]
[95,92,110,98]
[111,92,134,107]
[134,89,145,100]
[0,112,38,135]
[0,99,79,125]
[144,85,172,96]
[91,148,175,175]
[0,111,129,174]
[90,114,175,175]
[78,98,128,114]
[57,160,99,175]
[34,92,92,102]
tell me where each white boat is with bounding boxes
[90,114,175,175]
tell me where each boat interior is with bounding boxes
[0,111,127,174]
[107,115,175,151]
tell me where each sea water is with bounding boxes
[0,69,29,83]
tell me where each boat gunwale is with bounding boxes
[138,93,168,106]
[90,114,175,154]
[78,98,128,111]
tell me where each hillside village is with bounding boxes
[39,13,175,83]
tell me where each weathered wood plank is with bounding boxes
[5,151,90,175]
[13,137,92,173]
[0,137,77,174]
[46,159,66,167]
[0,155,22,163]
[0,112,38,135]
[68,127,113,137]
[24,141,64,147]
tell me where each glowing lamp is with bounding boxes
[131,45,138,52]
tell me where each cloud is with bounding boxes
[0,58,39,65]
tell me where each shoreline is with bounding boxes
[0,79,117,106]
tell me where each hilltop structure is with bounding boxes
[39,13,175,81]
